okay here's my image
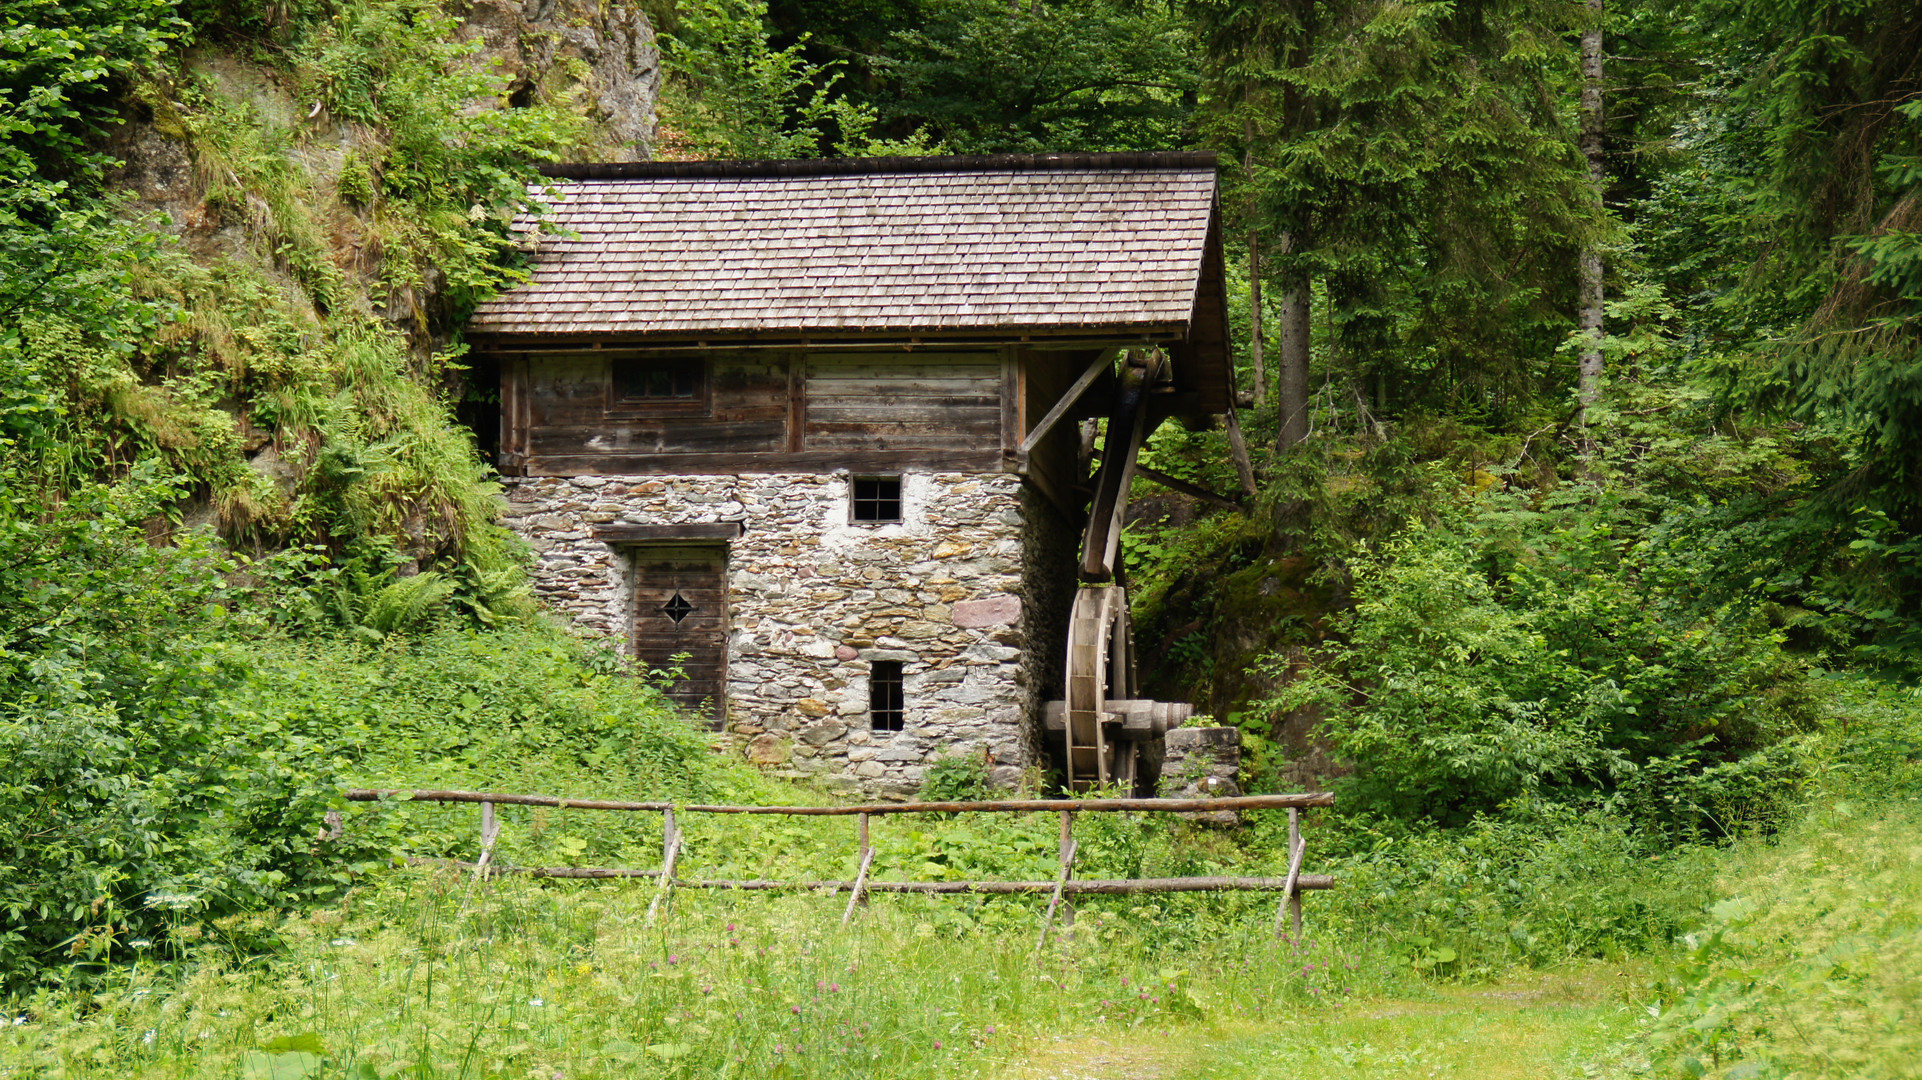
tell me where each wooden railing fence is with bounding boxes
[344,789,1335,943]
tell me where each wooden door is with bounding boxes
[629,544,729,728]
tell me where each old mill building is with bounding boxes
[468,152,1233,799]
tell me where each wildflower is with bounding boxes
[727,923,736,931]
[667,955,679,964]
[791,1005,802,1014]
[933,1041,943,1050]
[142,1030,156,1046]
[130,939,153,949]
[530,998,545,1008]
[985,1025,996,1034]
[774,1044,785,1054]
[829,983,840,992]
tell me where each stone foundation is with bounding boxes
[1161,726,1243,824]
[501,470,1069,797]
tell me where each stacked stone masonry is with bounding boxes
[502,471,1069,798]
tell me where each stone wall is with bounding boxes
[1160,726,1243,824]
[501,470,1065,797]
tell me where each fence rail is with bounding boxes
[345,789,1336,814]
[348,788,1334,941]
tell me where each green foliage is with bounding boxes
[0,472,385,993]
[1640,685,1922,1079]
[659,0,930,159]
[872,0,1197,153]
[288,0,589,311]
[1263,486,1814,828]
[0,0,183,179]
[1188,0,1599,423]
[918,749,996,802]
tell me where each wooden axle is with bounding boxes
[1042,698,1191,740]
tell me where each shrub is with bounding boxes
[1261,484,1816,831]
[0,471,383,991]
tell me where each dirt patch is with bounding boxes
[1009,1035,1181,1080]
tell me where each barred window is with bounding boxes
[852,477,902,523]
[869,661,905,732]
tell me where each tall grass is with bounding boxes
[1,869,1392,1079]
[1637,681,1922,1079]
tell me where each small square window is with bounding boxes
[869,660,905,732]
[852,477,902,523]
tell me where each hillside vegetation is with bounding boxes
[3,0,1920,1076]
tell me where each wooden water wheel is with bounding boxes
[1046,350,1193,792]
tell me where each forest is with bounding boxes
[2,0,1919,1075]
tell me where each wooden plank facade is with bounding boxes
[498,346,1110,488]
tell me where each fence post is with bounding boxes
[1038,810,1077,951]
[474,801,500,880]
[857,812,871,906]
[841,812,874,926]
[1274,807,1304,941]
[1289,809,1304,939]
[646,807,681,925]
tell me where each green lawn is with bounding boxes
[1012,962,1654,1080]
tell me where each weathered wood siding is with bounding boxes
[802,352,1002,452]
[507,347,1018,474]
[521,350,787,460]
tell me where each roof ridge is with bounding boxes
[539,151,1218,181]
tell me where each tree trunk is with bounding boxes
[1223,402,1259,497]
[1246,115,1266,408]
[1249,230,1266,408]
[1577,0,1605,411]
[1275,235,1310,450]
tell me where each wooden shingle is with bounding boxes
[469,153,1220,341]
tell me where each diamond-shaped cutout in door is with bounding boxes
[661,591,695,624]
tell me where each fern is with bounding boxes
[361,572,456,635]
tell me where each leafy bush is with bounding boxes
[1263,483,1816,830]
[0,472,382,991]
[919,750,996,802]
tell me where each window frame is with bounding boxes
[850,475,904,525]
[868,660,906,732]
[604,354,711,418]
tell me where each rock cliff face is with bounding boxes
[460,0,660,159]
[106,1,660,256]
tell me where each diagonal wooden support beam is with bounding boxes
[1019,350,1115,453]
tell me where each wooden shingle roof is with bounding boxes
[467,153,1222,342]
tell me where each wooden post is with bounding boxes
[1037,810,1077,951]
[474,800,500,880]
[1060,809,1076,936]
[858,811,871,903]
[842,849,875,926]
[646,807,680,925]
[1274,807,1304,941]
[1289,808,1304,939]
[841,812,873,924]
